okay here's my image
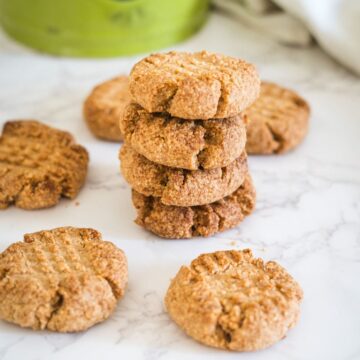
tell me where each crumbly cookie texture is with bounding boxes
[120,144,248,207]
[83,76,130,141]
[129,51,260,120]
[0,227,128,332]
[132,174,255,239]
[244,82,310,154]
[0,120,89,210]
[120,103,246,170]
[165,249,303,351]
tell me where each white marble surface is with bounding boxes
[0,12,360,360]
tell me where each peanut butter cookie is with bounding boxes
[133,174,255,238]
[120,103,246,170]
[0,227,128,332]
[129,51,260,120]
[0,120,88,210]
[165,249,303,351]
[83,76,130,141]
[120,144,248,207]
[244,82,310,154]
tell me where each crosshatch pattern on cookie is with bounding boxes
[129,51,261,120]
[165,249,303,351]
[0,227,128,332]
[0,120,88,209]
[244,82,310,154]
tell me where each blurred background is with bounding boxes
[0,0,359,75]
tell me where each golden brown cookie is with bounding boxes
[0,120,88,210]
[132,174,255,238]
[83,76,130,141]
[244,82,310,154]
[120,103,246,170]
[0,227,128,332]
[129,51,260,120]
[165,249,303,351]
[120,144,248,207]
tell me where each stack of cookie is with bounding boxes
[120,51,260,239]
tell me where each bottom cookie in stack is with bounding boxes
[132,174,256,239]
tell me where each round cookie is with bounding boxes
[244,82,310,154]
[0,120,88,210]
[0,227,128,332]
[120,144,248,207]
[129,51,260,120]
[132,174,256,239]
[165,249,303,351]
[83,76,130,141]
[120,103,247,170]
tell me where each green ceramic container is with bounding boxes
[0,0,209,57]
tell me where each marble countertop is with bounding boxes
[0,12,360,360]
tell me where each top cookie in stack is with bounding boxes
[128,51,260,120]
[119,51,260,239]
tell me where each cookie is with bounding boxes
[0,227,128,332]
[132,174,255,238]
[129,51,260,120]
[0,120,89,210]
[165,249,303,351]
[244,82,310,154]
[120,103,246,170]
[83,76,130,141]
[120,144,248,207]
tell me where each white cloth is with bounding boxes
[213,0,360,75]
